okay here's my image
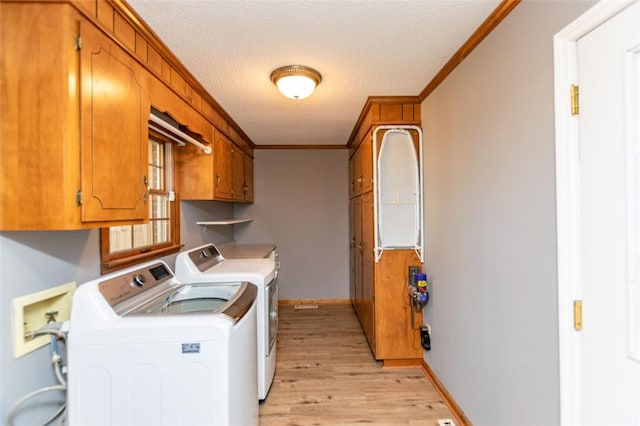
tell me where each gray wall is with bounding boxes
[179,200,234,248]
[234,149,349,301]
[1,230,100,425]
[421,1,593,425]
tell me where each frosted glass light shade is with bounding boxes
[271,65,321,100]
[275,75,316,99]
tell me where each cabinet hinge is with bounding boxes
[573,299,582,331]
[75,189,83,206]
[74,34,82,51]
[570,84,579,115]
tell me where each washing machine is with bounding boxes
[67,260,258,426]
[174,243,278,400]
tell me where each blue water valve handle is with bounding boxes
[416,273,427,290]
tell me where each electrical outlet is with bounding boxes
[437,419,456,426]
[12,282,76,358]
[420,324,431,350]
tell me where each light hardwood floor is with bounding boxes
[259,304,456,425]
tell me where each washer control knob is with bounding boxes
[132,274,146,288]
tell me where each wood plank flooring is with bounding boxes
[259,304,456,425]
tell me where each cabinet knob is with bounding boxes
[216,174,221,185]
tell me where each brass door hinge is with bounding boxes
[74,34,82,50]
[573,299,582,331]
[571,84,579,115]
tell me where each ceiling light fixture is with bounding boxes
[270,65,322,100]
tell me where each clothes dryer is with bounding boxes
[175,243,278,400]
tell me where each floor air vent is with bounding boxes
[294,304,319,310]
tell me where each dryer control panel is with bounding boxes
[188,244,225,272]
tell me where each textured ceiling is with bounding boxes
[126,0,502,146]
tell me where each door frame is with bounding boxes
[553,1,636,424]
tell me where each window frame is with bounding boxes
[100,130,182,274]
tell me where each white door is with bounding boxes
[555,1,640,424]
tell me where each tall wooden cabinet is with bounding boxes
[0,2,149,230]
[348,98,423,364]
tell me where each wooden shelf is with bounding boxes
[197,218,254,226]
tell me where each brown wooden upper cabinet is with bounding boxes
[177,127,254,203]
[215,129,254,203]
[2,1,257,230]
[0,3,149,230]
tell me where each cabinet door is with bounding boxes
[243,153,254,202]
[349,154,356,198]
[375,250,422,360]
[361,131,373,193]
[176,141,213,199]
[80,18,149,222]
[361,191,375,352]
[353,149,363,196]
[0,3,82,230]
[349,198,357,305]
[231,145,245,201]
[353,196,363,320]
[214,131,233,200]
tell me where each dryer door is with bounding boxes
[267,275,278,356]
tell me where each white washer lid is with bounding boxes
[175,257,276,286]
